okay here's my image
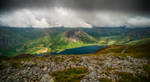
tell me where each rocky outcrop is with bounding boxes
[65,29,96,43]
[0,55,149,82]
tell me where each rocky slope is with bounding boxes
[0,55,149,82]
[64,29,96,43]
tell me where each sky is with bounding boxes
[0,0,150,28]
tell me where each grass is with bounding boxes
[99,78,112,82]
[0,63,8,70]
[0,60,23,70]
[93,42,150,58]
[51,67,88,82]
[116,72,150,82]
[51,57,65,62]
[143,63,150,77]
[127,38,150,45]
[94,58,105,61]
[113,44,150,58]
[113,53,150,58]
[11,62,22,69]
[70,57,78,62]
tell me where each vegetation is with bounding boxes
[0,63,8,70]
[1,27,150,57]
[93,41,150,58]
[99,78,112,82]
[51,67,89,82]
[116,72,150,82]
[127,38,150,45]
[143,63,150,78]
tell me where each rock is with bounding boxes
[0,55,149,82]
[43,66,47,71]
[88,72,98,79]
[40,74,54,82]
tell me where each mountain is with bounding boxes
[64,28,97,43]
[81,27,150,45]
[0,27,97,56]
[0,26,150,82]
[1,41,150,82]
[0,26,150,56]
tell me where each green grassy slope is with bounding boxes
[127,38,150,45]
[0,28,97,56]
[0,27,150,57]
[93,41,150,58]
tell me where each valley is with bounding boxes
[0,26,150,57]
[0,26,150,82]
[1,0,150,81]
[0,42,150,82]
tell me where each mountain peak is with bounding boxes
[65,28,96,43]
[65,28,81,37]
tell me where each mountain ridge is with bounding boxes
[0,26,150,56]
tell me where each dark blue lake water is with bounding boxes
[51,45,104,55]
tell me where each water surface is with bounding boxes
[51,45,104,55]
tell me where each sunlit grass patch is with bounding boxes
[51,67,88,82]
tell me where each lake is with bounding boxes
[51,45,104,55]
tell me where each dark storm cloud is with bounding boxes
[0,0,150,28]
[0,0,150,13]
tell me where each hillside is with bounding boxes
[0,27,150,56]
[0,27,97,56]
[0,27,150,82]
[92,41,150,58]
[0,46,149,82]
[82,27,150,45]
[64,29,97,43]
[127,38,150,45]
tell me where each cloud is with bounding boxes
[0,8,92,28]
[0,9,50,27]
[127,16,150,27]
[1,0,149,14]
[46,7,92,27]
[85,12,150,27]
[0,8,150,28]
